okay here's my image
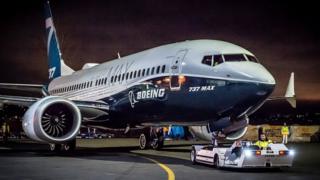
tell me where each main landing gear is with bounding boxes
[49,139,76,153]
[139,127,164,150]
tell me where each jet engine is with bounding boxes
[189,116,249,141]
[225,126,248,140]
[22,96,81,143]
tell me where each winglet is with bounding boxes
[285,72,296,108]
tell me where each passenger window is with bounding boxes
[134,71,137,78]
[224,54,246,62]
[126,73,129,80]
[142,69,145,76]
[111,76,114,83]
[146,68,150,76]
[161,65,166,73]
[118,74,121,82]
[151,67,155,75]
[156,66,160,74]
[130,72,133,79]
[138,70,141,77]
[122,74,125,81]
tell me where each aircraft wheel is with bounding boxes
[62,139,76,152]
[49,143,61,152]
[139,133,150,150]
[151,135,164,150]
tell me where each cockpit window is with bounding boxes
[202,55,223,67]
[223,54,246,62]
[202,55,213,66]
[246,55,259,63]
[214,55,223,65]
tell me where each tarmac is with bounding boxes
[0,138,320,180]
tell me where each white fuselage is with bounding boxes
[48,40,275,103]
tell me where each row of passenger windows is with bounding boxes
[51,65,166,94]
[110,65,166,83]
[202,54,258,67]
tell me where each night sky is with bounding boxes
[0,0,319,100]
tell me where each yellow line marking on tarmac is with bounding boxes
[124,153,175,180]
[141,156,175,180]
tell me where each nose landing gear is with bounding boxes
[139,127,164,150]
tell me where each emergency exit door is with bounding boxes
[170,49,188,91]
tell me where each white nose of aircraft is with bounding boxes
[225,62,276,84]
[250,63,275,84]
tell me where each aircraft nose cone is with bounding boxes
[226,62,276,85]
[257,66,275,84]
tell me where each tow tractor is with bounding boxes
[191,141,294,168]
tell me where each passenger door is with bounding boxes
[170,49,188,91]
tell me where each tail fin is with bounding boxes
[44,1,74,81]
[285,72,296,108]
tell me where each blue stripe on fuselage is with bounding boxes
[95,76,274,127]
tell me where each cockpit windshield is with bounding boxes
[201,55,224,67]
[224,54,246,62]
[246,55,259,63]
[201,54,259,67]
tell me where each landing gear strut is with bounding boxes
[139,127,164,150]
[49,139,76,153]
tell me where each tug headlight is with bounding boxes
[289,150,295,156]
[244,150,252,157]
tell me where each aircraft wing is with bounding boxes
[0,82,109,112]
[0,83,46,95]
[0,95,38,107]
[0,95,109,113]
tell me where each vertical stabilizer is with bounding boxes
[44,1,74,81]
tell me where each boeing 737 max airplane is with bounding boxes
[0,1,295,151]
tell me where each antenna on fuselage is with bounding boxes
[117,52,121,59]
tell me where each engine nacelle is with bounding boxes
[22,96,81,143]
[225,126,248,141]
[189,125,248,141]
[189,116,249,141]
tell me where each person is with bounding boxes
[2,122,10,143]
[211,131,218,147]
[254,133,270,149]
[281,123,290,144]
[211,131,225,147]
[258,126,264,140]
[231,140,242,157]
